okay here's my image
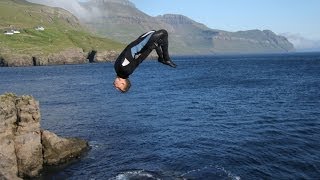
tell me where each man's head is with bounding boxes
[113,77,131,93]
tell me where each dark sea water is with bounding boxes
[1,53,320,179]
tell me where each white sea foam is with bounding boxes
[181,165,241,180]
[109,166,240,180]
[110,170,160,180]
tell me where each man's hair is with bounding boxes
[121,78,131,93]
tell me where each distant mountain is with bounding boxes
[79,0,171,42]
[77,0,294,54]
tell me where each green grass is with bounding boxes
[0,0,124,56]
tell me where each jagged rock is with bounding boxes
[0,56,8,67]
[32,55,49,66]
[0,54,33,67]
[14,96,43,178]
[42,130,89,165]
[0,93,89,179]
[0,94,20,180]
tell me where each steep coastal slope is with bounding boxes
[79,0,294,54]
[0,0,124,66]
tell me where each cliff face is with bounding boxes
[156,14,209,29]
[0,48,119,67]
[0,48,86,67]
[0,94,89,179]
[211,30,294,53]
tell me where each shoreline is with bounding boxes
[0,49,119,67]
[2,51,320,68]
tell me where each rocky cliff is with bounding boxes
[0,93,89,179]
[0,48,119,67]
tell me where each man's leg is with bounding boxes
[149,30,177,68]
[136,48,153,64]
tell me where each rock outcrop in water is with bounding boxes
[0,93,89,179]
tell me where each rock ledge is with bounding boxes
[0,93,89,179]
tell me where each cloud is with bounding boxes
[281,33,320,52]
[26,0,98,21]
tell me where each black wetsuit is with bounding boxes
[114,29,175,79]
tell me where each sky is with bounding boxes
[130,0,320,41]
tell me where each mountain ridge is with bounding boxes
[77,0,295,54]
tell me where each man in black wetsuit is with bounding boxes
[113,29,177,92]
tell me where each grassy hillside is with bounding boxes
[0,0,124,56]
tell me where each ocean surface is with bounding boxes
[0,53,320,179]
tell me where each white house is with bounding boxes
[4,30,14,35]
[3,29,21,35]
[35,26,45,31]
